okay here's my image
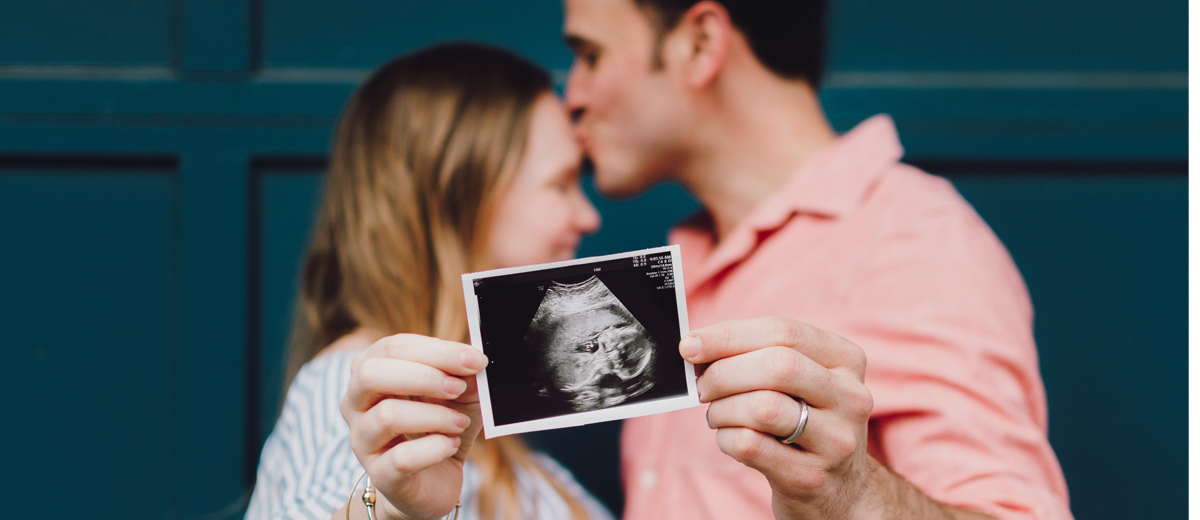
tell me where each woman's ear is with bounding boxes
[661,1,732,88]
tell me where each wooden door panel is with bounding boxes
[261,0,572,70]
[828,0,1186,71]
[0,0,175,66]
[253,166,325,450]
[0,167,177,518]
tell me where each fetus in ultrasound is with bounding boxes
[523,276,657,411]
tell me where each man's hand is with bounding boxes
[682,316,995,520]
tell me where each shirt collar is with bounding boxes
[672,114,905,289]
[747,113,904,229]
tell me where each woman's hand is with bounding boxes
[340,334,489,520]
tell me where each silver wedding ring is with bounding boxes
[780,398,809,445]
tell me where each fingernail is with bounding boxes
[461,349,488,370]
[453,412,470,429]
[450,436,462,448]
[680,336,701,360]
[444,377,467,396]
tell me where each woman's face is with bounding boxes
[487,93,601,268]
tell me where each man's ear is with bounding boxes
[662,1,732,88]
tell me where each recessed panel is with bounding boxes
[829,0,1186,72]
[255,169,325,451]
[0,169,176,517]
[0,0,174,66]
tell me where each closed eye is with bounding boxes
[564,34,601,70]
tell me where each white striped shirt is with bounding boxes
[245,349,615,520]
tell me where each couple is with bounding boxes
[248,1,1072,520]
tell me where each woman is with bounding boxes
[245,43,610,520]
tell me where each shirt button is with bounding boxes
[639,469,658,490]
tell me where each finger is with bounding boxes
[369,433,462,480]
[681,317,865,374]
[713,427,839,497]
[455,371,482,405]
[354,333,489,378]
[706,390,808,440]
[697,346,849,408]
[347,357,471,410]
[352,399,471,455]
[707,393,857,456]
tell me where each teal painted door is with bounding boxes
[0,1,1185,518]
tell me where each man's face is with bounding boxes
[563,0,692,197]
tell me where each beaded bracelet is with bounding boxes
[347,470,461,520]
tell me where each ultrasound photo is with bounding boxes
[463,245,699,438]
[525,275,658,411]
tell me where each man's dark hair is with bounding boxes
[633,0,827,87]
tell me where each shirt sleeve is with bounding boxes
[841,203,1073,520]
[245,352,363,520]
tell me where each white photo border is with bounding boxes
[462,244,698,438]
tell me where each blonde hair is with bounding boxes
[287,43,592,520]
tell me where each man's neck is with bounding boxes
[678,76,836,243]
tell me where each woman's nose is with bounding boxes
[573,190,602,234]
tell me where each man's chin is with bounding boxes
[592,164,651,200]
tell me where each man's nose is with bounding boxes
[563,66,588,124]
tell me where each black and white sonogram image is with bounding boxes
[523,275,658,411]
[468,247,693,430]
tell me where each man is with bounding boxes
[562,1,1072,519]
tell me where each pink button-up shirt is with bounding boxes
[621,115,1072,520]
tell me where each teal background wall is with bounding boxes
[0,1,1185,519]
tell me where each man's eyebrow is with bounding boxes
[563,34,593,53]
